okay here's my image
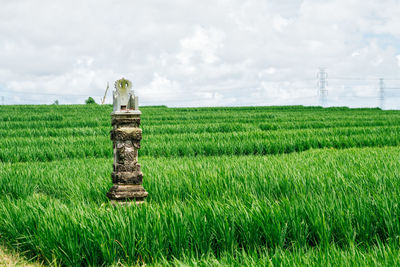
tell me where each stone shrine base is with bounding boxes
[107,110,148,205]
[107,184,148,205]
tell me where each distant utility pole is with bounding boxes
[1,96,4,105]
[379,78,385,109]
[101,82,109,104]
[317,68,328,106]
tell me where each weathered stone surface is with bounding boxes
[112,171,143,184]
[115,142,138,164]
[112,114,141,128]
[107,111,148,205]
[111,127,142,141]
[114,163,141,172]
[107,185,148,200]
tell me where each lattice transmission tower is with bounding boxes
[317,68,328,106]
[379,78,385,109]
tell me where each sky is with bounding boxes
[0,0,400,108]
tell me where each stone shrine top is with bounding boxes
[112,78,139,113]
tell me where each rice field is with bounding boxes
[1,104,400,266]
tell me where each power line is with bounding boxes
[0,90,102,97]
[331,77,400,81]
[0,72,399,106]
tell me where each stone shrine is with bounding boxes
[106,78,148,204]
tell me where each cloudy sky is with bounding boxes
[1,0,400,108]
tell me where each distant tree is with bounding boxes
[85,97,96,104]
[53,100,59,105]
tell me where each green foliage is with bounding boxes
[0,104,400,265]
[85,96,96,104]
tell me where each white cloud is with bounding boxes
[177,26,224,65]
[265,68,276,75]
[140,73,182,103]
[273,15,290,32]
[0,0,399,108]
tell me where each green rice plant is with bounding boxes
[1,104,400,265]
[1,147,400,265]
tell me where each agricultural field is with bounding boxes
[1,104,400,266]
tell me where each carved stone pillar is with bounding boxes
[107,111,148,204]
[107,78,148,205]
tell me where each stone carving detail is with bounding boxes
[107,78,148,205]
[114,163,141,172]
[111,128,142,141]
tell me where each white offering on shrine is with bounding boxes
[113,78,139,112]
